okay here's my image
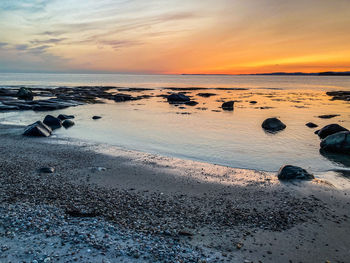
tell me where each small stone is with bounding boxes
[92,116,102,120]
[39,167,55,173]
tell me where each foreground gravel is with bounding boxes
[0,125,349,262]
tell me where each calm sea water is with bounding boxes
[1,73,350,173]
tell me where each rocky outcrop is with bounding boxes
[262,118,286,132]
[23,121,52,137]
[277,165,314,180]
[317,124,348,139]
[320,131,350,154]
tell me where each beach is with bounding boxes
[1,124,349,262]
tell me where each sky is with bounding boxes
[0,0,349,74]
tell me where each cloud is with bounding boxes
[30,38,67,45]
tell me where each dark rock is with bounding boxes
[62,119,75,128]
[185,101,199,106]
[167,93,190,103]
[320,131,350,154]
[92,116,102,120]
[277,165,314,180]
[17,87,33,100]
[178,230,194,236]
[39,167,55,173]
[318,114,340,119]
[221,101,235,111]
[23,121,52,137]
[262,118,286,132]
[57,114,75,120]
[306,122,318,128]
[314,129,320,135]
[43,115,62,130]
[0,104,19,111]
[197,93,217,97]
[326,91,350,101]
[317,124,348,139]
[114,94,133,102]
[250,101,257,104]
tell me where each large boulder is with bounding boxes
[262,118,286,132]
[320,131,350,154]
[62,119,75,128]
[221,101,234,111]
[277,165,314,180]
[43,115,62,130]
[317,124,348,139]
[167,93,190,103]
[17,87,33,100]
[23,121,52,137]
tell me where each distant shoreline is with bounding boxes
[182,71,350,76]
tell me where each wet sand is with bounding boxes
[0,124,349,262]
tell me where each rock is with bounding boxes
[114,94,133,102]
[185,101,199,106]
[17,87,33,100]
[306,122,318,128]
[221,101,234,111]
[317,124,348,139]
[318,114,340,119]
[277,165,314,180]
[0,104,19,111]
[43,115,62,130]
[197,93,216,97]
[326,91,350,101]
[62,119,75,128]
[92,116,102,120]
[57,114,75,120]
[39,167,55,173]
[250,101,257,104]
[262,118,286,132]
[23,121,52,137]
[320,131,350,154]
[167,93,190,103]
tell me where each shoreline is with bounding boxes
[1,124,350,262]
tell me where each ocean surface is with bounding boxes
[1,73,350,173]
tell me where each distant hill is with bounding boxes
[182,71,350,76]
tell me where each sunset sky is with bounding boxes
[0,0,349,74]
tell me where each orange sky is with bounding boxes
[0,0,349,74]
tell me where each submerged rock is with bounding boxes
[43,115,62,130]
[167,93,190,103]
[92,116,102,120]
[320,131,350,154]
[318,114,340,119]
[57,114,75,120]
[277,165,314,180]
[23,121,52,137]
[185,101,198,106]
[62,119,75,128]
[262,118,286,132]
[221,101,234,111]
[317,124,348,139]
[306,122,318,128]
[197,93,216,98]
[17,87,33,100]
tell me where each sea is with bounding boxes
[1,73,350,173]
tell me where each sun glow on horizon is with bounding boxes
[0,0,349,74]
